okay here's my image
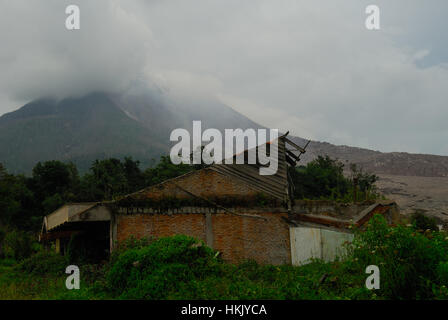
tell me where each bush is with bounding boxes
[411,211,439,232]
[107,235,218,299]
[346,215,448,299]
[18,250,68,275]
[0,228,5,258]
[110,236,154,266]
[3,230,34,261]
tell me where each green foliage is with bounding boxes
[110,236,154,266]
[2,230,35,261]
[143,155,193,186]
[4,222,448,300]
[107,235,218,299]
[290,155,379,202]
[347,215,448,299]
[0,164,36,229]
[42,193,65,215]
[411,211,439,232]
[349,164,379,201]
[290,155,349,200]
[0,154,197,233]
[32,161,79,200]
[0,228,5,257]
[17,250,68,275]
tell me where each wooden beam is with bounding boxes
[286,150,301,162]
[284,137,306,153]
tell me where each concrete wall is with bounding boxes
[293,200,372,219]
[290,227,353,265]
[115,211,291,265]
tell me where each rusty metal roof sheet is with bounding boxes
[210,136,288,201]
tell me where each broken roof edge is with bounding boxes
[289,201,398,231]
[42,202,105,233]
[118,133,291,202]
[45,202,99,217]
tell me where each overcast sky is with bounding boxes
[0,0,447,155]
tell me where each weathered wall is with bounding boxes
[113,167,290,264]
[136,168,260,200]
[290,227,353,265]
[116,213,207,243]
[293,200,372,220]
[115,211,290,265]
[211,212,290,265]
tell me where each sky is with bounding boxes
[0,0,447,155]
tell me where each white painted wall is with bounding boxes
[290,227,354,266]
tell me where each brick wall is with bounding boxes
[115,211,290,265]
[114,168,290,265]
[211,212,290,265]
[136,168,259,200]
[116,213,206,243]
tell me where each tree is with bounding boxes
[290,155,349,200]
[31,161,79,203]
[144,156,193,187]
[89,158,128,200]
[123,157,145,193]
[0,164,36,229]
[349,163,378,201]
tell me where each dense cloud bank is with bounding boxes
[0,0,447,155]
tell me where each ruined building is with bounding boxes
[40,133,399,265]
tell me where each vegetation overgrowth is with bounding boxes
[1,214,447,300]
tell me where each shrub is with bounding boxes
[0,228,5,258]
[3,230,34,261]
[18,250,68,275]
[110,236,154,266]
[411,211,439,232]
[107,235,218,299]
[346,215,448,299]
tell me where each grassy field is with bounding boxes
[0,258,372,300]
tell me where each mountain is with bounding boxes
[1,91,448,178]
[0,92,261,174]
[293,138,448,178]
[1,91,448,219]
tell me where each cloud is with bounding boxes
[0,0,152,103]
[0,0,447,155]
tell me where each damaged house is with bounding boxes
[40,133,399,265]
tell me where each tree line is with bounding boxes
[0,154,379,233]
[0,156,193,232]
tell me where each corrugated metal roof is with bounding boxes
[210,136,288,201]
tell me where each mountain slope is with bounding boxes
[0,92,262,174]
[1,91,448,177]
[295,139,448,177]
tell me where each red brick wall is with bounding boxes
[116,213,206,243]
[212,212,290,265]
[136,168,259,200]
[114,168,290,265]
[116,211,291,265]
